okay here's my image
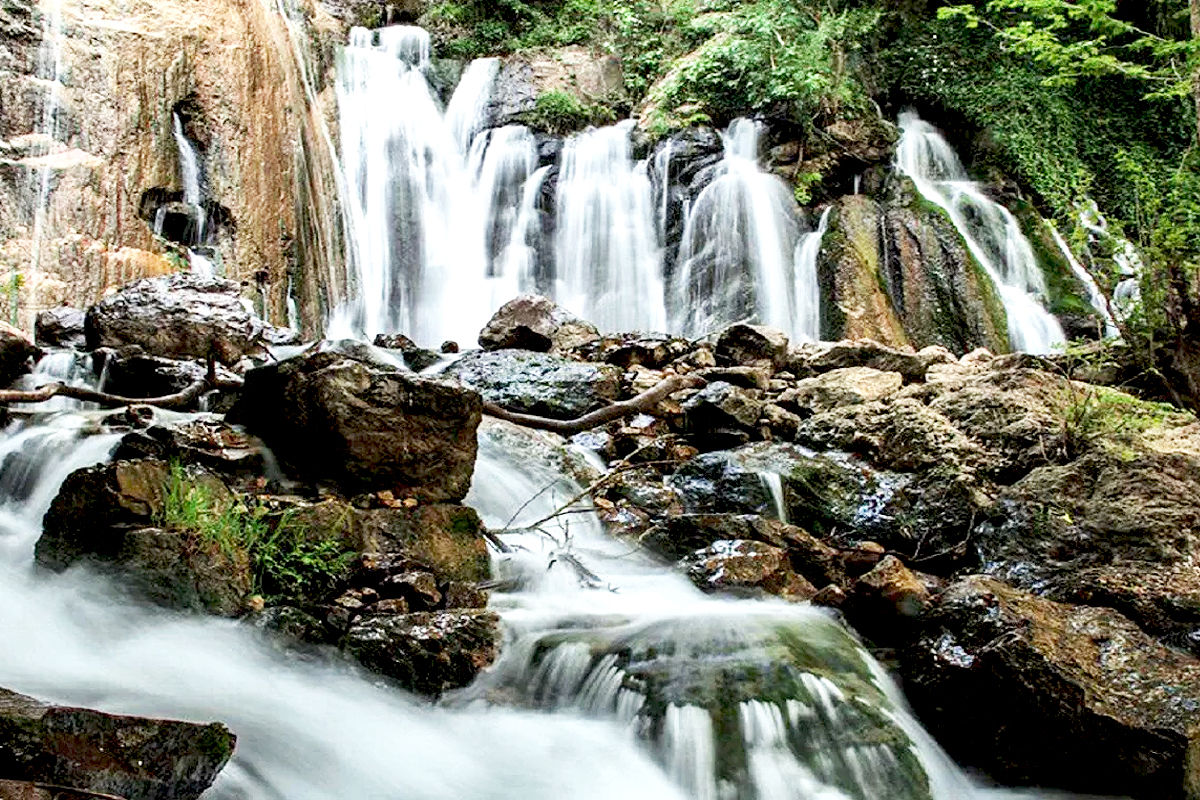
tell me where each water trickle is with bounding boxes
[896,112,1066,354]
[671,119,812,340]
[793,206,832,342]
[28,0,66,279]
[554,122,666,332]
[1048,224,1118,338]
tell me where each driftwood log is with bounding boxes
[0,359,241,410]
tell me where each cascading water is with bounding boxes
[27,0,65,280]
[895,112,1066,354]
[1078,201,1143,317]
[793,207,831,343]
[168,111,215,277]
[1048,224,1119,338]
[554,122,666,332]
[671,119,819,341]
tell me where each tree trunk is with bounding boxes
[1193,0,1199,145]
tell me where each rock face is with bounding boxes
[84,274,268,365]
[443,349,621,419]
[0,321,38,385]
[343,609,501,697]
[231,346,482,500]
[478,294,600,353]
[0,687,235,800]
[904,576,1200,799]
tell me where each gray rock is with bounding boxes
[715,323,789,370]
[478,294,599,353]
[681,539,816,600]
[682,381,763,431]
[443,348,620,419]
[34,305,85,349]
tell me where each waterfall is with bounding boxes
[27,0,66,281]
[793,207,831,342]
[168,111,216,276]
[671,119,812,340]
[1048,223,1119,337]
[895,112,1066,354]
[554,122,666,332]
[1078,201,1143,316]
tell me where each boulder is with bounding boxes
[681,539,816,600]
[230,345,481,500]
[37,460,251,615]
[788,339,954,382]
[84,273,271,365]
[372,333,442,372]
[343,609,501,698]
[90,349,240,403]
[0,686,234,800]
[112,414,268,483]
[478,294,600,353]
[33,306,85,349]
[0,321,38,386]
[681,381,763,432]
[904,576,1200,799]
[714,323,788,371]
[847,555,930,640]
[571,332,694,369]
[442,349,620,419]
[782,367,903,411]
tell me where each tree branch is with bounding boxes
[482,374,705,435]
[0,358,244,410]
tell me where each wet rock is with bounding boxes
[378,570,443,611]
[783,367,903,411]
[789,339,954,382]
[230,346,481,500]
[975,448,1200,652]
[904,576,1200,799]
[682,381,762,432]
[478,294,600,354]
[90,348,240,404]
[0,687,235,800]
[372,333,442,371]
[849,555,930,633]
[682,539,816,600]
[695,365,770,390]
[715,323,789,371]
[112,413,267,483]
[33,306,85,349]
[574,332,694,369]
[37,460,251,615]
[442,349,620,419]
[0,321,38,386]
[84,274,274,365]
[343,609,501,698]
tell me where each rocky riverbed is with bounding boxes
[3,276,1200,798]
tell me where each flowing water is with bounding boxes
[27,0,66,279]
[895,112,1066,354]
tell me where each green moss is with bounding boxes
[520,89,615,134]
[1061,386,1193,456]
[1010,199,1093,318]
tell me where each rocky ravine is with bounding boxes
[3,278,1200,798]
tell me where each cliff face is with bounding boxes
[0,0,349,333]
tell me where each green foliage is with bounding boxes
[1061,385,1190,455]
[159,463,355,603]
[1,272,22,325]
[522,89,615,134]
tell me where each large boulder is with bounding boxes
[681,539,816,600]
[442,349,620,419]
[788,339,954,383]
[230,345,481,500]
[478,294,600,354]
[343,609,501,698]
[904,576,1200,799]
[714,323,789,371]
[0,321,38,386]
[0,687,234,800]
[84,274,270,365]
[783,366,903,411]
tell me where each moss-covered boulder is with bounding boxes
[0,687,235,800]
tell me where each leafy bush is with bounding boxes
[522,89,615,134]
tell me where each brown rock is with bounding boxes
[715,323,789,371]
[682,539,816,600]
[478,294,600,353]
[0,320,38,385]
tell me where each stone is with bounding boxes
[904,576,1200,799]
[84,274,273,365]
[682,539,816,600]
[442,348,621,419]
[36,460,251,615]
[573,332,693,369]
[0,321,38,386]
[0,686,235,800]
[90,348,240,402]
[851,555,930,623]
[112,413,267,482]
[788,339,953,382]
[478,294,600,353]
[714,323,789,370]
[783,367,903,411]
[33,305,85,349]
[682,381,763,431]
[230,345,481,500]
[343,610,501,698]
[373,333,442,371]
[378,570,443,611]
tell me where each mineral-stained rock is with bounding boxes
[0,321,38,386]
[84,274,272,365]
[682,539,816,600]
[478,294,600,353]
[714,323,789,371]
[442,348,620,419]
[849,555,930,632]
[0,686,235,800]
[230,346,481,500]
[33,306,86,349]
[904,576,1200,799]
[343,609,501,697]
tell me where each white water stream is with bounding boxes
[896,113,1066,354]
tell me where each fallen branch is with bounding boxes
[0,358,244,410]
[482,373,705,435]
